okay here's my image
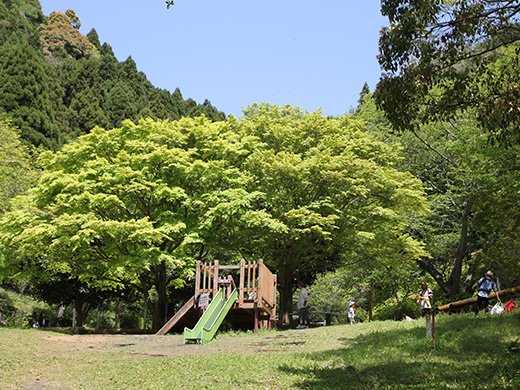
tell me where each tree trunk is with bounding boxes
[449,196,473,296]
[140,262,169,330]
[277,273,294,326]
[115,298,121,331]
[74,298,84,328]
[417,196,474,297]
[154,261,168,330]
[416,258,450,294]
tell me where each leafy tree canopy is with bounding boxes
[357,93,520,297]
[0,118,39,215]
[0,106,430,328]
[232,103,429,323]
[0,116,264,329]
[375,0,520,145]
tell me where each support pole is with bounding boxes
[425,311,432,339]
[254,307,259,334]
[432,310,436,349]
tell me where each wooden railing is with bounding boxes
[194,259,277,317]
[256,259,277,312]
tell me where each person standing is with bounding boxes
[417,282,433,315]
[473,271,501,314]
[296,282,310,329]
[348,301,356,324]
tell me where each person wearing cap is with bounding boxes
[417,282,433,315]
[473,271,501,314]
[348,301,356,324]
[296,282,310,329]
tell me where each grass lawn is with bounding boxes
[0,311,519,389]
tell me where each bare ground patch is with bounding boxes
[37,329,309,358]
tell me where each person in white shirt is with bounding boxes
[297,282,309,329]
[417,282,433,316]
[348,301,356,324]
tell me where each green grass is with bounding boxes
[1,311,519,389]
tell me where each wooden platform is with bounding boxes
[156,259,277,335]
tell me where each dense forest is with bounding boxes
[0,0,225,151]
[1,0,519,331]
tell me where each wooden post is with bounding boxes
[202,262,207,293]
[252,261,257,291]
[432,310,436,349]
[257,259,263,305]
[213,260,219,297]
[425,312,432,339]
[227,275,232,298]
[247,262,251,295]
[368,290,374,322]
[272,274,278,322]
[239,259,245,307]
[254,307,259,334]
[195,261,201,297]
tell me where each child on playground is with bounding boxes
[348,301,356,324]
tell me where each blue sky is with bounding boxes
[40,1,388,117]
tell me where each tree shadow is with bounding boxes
[277,314,520,389]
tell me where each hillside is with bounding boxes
[1,311,519,389]
[0,0,226,150]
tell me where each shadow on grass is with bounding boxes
[278,312,520,389]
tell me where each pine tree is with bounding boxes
[58,57,109,137]
[0,41,63,149]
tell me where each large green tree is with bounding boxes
[357,94,520,298]
[0,116,263,329]
[375,0,520,145]
[0,106,430,328]
[232,104,429,324]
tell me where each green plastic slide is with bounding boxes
[183,288,238,344]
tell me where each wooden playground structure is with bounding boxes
[157,259,277,336]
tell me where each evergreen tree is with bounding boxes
[58,57,109,137]
[0,2,227,153]
[106,81,139,127]
[358,82,370,105]
[0,41,62,149]
[86,28,101,50]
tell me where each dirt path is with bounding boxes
[38,330,309,358]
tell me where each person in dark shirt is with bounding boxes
[473,271,501,314]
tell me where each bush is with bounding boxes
[373,297,420,321]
